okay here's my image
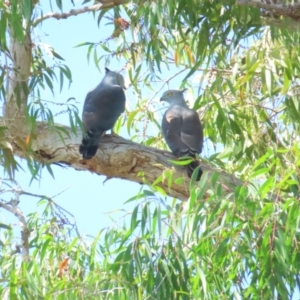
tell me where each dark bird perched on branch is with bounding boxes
[161,89,203,180]
[80,68,126,159]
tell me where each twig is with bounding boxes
[19,190,80,236]
[146,68,188,106]
[33,3,110,27]
[51,185,72,199]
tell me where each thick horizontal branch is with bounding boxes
[33,1,128,27]
[5,122,242,201]
[237,0,300,20]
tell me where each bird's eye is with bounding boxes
[167,92,173,97]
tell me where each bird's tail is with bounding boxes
[180,150,203,181]
[79,129,102,159]
[187,160,202,181]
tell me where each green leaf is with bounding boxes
[56,0,62,10]
[168,157,193,166]
[22,0,32,24]
[0,223,12,230]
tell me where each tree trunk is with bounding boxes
[4,29,31,137]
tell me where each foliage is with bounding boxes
[0,0,300,299]
[1,180,299,299]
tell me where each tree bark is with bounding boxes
[4,122,241,201]
[4,29,32,136]
[237,0,300,21]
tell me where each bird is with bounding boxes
[160,89,203,180]
[79,67,126,159]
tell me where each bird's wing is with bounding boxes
[180,108,203,155]
[82,85,125,132]
[80,84,125,159]
[162,105,203,157]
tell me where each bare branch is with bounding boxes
[33,1,127,27]
[0,201,29,257]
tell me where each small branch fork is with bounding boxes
[19,188,80,236]
[0,179,79,256]
[0,201,29,257]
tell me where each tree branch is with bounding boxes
[0,201,29,257]
[33,1,128,27]
[237,0,300,20]
[4,121,242,201]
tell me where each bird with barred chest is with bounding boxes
[160,89,203,180]
[79,67,126,159]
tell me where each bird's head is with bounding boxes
[160,89,187,105]
[105,67,126,89]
